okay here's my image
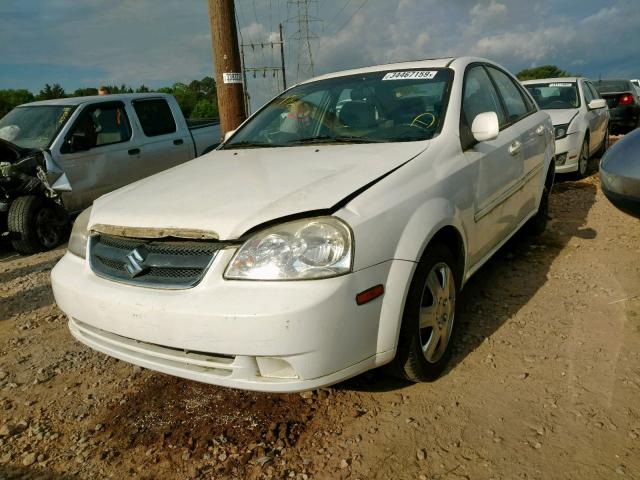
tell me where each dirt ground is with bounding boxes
[1,160,639,479]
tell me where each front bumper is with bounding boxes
[51,250,414,392]
[553,133,582,173]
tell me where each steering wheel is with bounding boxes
[407,112,437,131]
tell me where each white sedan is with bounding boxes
[522,77,609,178]
[51,56,554,392]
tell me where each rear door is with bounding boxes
[131,97,192,173]
[55,101,137,212]
[461,64,524,264]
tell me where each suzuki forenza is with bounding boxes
[51,57,554,392]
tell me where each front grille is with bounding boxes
[89,234,233,289]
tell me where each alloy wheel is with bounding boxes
[418,262,456,363]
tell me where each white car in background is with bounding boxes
[522,77,609,178]
[52,57,554,392]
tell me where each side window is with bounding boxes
[583,82,595,103]
[486,67,529,123]
[65,102,131,152]
[462,65,507,128]
[133,99,177,137]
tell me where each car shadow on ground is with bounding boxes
[339,173,598,393]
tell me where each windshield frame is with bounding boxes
[0,104,77,150]
[524,82,581,110]
[221,67,454,149]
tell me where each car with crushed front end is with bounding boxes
[51,57,555,392]
[0,93,220,254]
[522,77,609,178]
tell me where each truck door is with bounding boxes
[131,98,192,172]
[55,101,137,212]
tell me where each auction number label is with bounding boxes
[382,70,438,80]
[223,72,243,84]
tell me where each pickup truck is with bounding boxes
[0,93,220,254]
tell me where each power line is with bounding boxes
[287,0,322,81]
[328,0,352,24]
[334,0,367,35]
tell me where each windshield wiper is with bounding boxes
[289,135,387,145]
[223,141,279,150]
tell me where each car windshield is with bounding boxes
[524,82,580,109]
[0,105,75,150]
[595,80,633,93]
[223,69,453,148]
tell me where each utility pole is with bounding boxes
[279,23,287,91]
[287,0,320,82]
[207,0,246,138]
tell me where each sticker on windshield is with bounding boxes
[382,70,438,81]
[549,83,573,87]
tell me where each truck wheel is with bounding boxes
[525,186,549,236]
[390,243,459,382]
[8,196,68,254]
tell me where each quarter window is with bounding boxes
[133,99,177,137]
[486,67,529,122]
[583,82,595,103]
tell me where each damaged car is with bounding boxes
[52,57,555,392]
[0,94,220,254]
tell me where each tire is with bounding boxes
[525,186,549,236]
[597,127,610,157]
[391,243,460,382]
[575,136,589,179]
[8,196,68,254]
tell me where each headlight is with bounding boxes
[554,124,569,139]
[67,207,92,258]
[224,216,353,280]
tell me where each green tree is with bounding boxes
[516,65,572,81]
[0,89,35,116]
[36,83,66,100]
[191,99,218,119]
[73,87,99,97]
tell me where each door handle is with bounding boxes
[128,148,141,155]
[535,125,545,136]
[508,141,521,156]
[173,139,184,146]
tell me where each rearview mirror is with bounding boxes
[64,133,92,153]
[223,129,236,142]
[471,111,500,142]
[588,99,607,110]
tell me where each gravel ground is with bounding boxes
[1,163,639,479]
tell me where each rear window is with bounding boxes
[595,80,633,94]
[133,99,176,137]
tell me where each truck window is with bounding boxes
[133,99,177,137]
[65,102,131,151]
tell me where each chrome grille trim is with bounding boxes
[88,234,232,289]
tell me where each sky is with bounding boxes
[1,0,639,110]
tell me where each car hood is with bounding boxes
[90,142,429,240]
[545,109,579,126]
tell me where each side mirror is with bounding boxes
[62,133,92,153]
[471,111,500,142]
[223,129,236,142]
[588,99,607,110]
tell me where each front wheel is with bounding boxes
[8,196,69,254]
[576,137,590,179]
[391,243,459,382]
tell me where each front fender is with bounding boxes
[393,196,468,270]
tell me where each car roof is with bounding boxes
[297,56,503,84]
[19,93,173,107]
[521,77,583,84]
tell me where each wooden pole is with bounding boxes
[208,0,246,139]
